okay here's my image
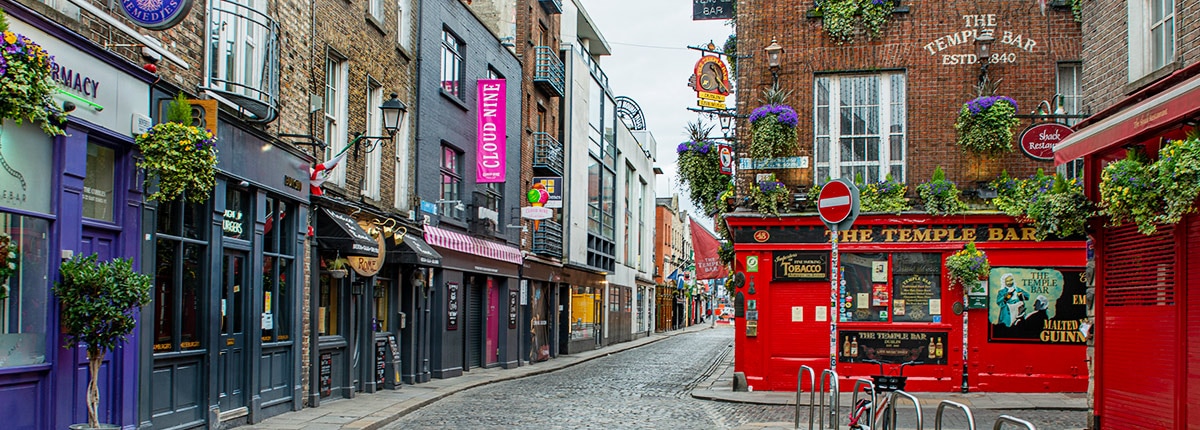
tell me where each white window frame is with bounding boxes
[208,0,267,98]
[396,0,414,51]
[369,0,385,23]
[813,72,907,184]
[1128,0,1175,82]
[441,29,464,98]
[363,80,384,200]
[324,57,349,186]
[1057,63,1085,182]
[393,109,411,212]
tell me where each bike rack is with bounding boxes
[934,400,975,430]
[992,415,1036,430]
[795,365,816,430]
[818,369,839,429]
[884,390,923,430]
[850,379,876,427]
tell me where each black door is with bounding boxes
[467,281,484,369]
[218,251,248,412]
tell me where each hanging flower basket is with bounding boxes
[814,0,898,44]
[676,139,728,216]
[748,104,799,159]
[0,10,65,136]
[135,93,218,203]
[1153,131,1200,225]
[1025,174,1090,240]
[0,231,17,301]
[750,175,790,217]
[945,242,989,291]
[955,96,1019,157]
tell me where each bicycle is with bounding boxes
[847,359,923,430]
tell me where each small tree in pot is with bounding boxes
[54,254,152,429]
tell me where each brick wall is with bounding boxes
[516,0,562,252]
[735,0,1082,195]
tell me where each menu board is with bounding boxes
[891,253,942,323]
[447,282,459,330]
[319,352,333,397]
[375,339,387,386]
[508,290,519,329]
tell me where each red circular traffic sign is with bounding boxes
[818,180,854,225]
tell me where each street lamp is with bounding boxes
[352,93,408,155]
[974,31,995,87]
[764,39,783,86]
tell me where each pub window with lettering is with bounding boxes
[839,253,942,323]
[261,197,294,342]
[154,200,208,353]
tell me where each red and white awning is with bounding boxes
[424,225,523,265]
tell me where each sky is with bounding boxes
[578,0,733,232]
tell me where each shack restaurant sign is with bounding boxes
[477,79,507,183]
[1019,122,1073,161]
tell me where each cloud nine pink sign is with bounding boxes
[477,79,507,183]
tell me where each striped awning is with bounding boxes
[424,225,523,265]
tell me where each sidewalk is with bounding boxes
[246,323,1086,430]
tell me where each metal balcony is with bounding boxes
[533,46,565,98]
[538,0,563,15]
[532,220,563,258]
[205,0,280,123]
[532,132,564,176]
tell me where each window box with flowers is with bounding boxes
[0,9,65,136]
[748,85,798,160]
[857,174,909,214]
[809,0,905,44]
[945,242,989,292]
[677,122,729,216]
[955,95,1019,157]
[917,166,967,216]
[136,93,219,203]
[992,169,1090,240]
[750,175,790,217]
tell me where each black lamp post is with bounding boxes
[352,93,408,155]
[974,31,995,87]
[764,39,784,87]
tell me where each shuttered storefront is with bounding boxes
[468,282,484,369]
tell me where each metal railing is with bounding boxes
[935,400,976,430]
[992,415,1036,430]
[851,378,876,427]
[534,46,565,97]
[532,219,563,258]
[795,365,816,429]
[532,132,564,176]
[885,391,924,430]
[818,370,839,429]
[206,0,280,123]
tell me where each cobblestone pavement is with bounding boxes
[384,327,1088,429]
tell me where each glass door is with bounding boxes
[218,251,248,412]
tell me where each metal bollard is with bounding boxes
[934,400,975,430]
[885,390,923,430]
[818,369,840,429]
[795,365,816,430]
[992,415,1036,430]
[850,379,876,427]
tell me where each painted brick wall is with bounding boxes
[734,0,1082,195]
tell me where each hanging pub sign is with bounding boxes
[773,252,829,281]
[988,268,1087,344]
[346,221,386,277]
[532,176,563,208]
[118,0,193,30]
[717,144,734,175]
[838,330,949,364]
[693,0,734,20]
[477,79,507,183]
[690,55,731,109]
[446,282,460,330]
[1018,122,1073,161]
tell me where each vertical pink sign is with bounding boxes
[477,79,506,183]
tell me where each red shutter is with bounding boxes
[1188,215,1200,428]
[1099,223,1177,428]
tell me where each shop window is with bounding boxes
[319,273,340,336]
[891,253,942,323]
[223,186,251,240]
[1129,0,1176,82]
[83,143,116,222]
[0,214,51,368]
[373,279,389,332]
[261,197,294,342]
[814,72,907,184]
[839,252,942,323]
[153,199,208,353]
[569,286,598,340]
[441,29,464,98]
[841,253,891,322]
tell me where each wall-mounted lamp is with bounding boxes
[974,31,995,85]
[436,199,466,212]
[764,39,784,87]
[350,93,408,156]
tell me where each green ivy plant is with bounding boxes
[815,0,897,44]
[1025,173,1091,240]
[857,173,910,214]
[0,231,16,301]
[1098,149,1161,234]
[945,242,989,291]
[0,8,65,136]
[1153,129,1200,225]
[917,166,967,216]
[136,92,219,203]
[750,174,790,217]
[748,85,798,159]
[54,254,152,429]
[991,169,1053,218]
[955,77,1019,157]
[676,121,730,216]
[1071,0,1082,22]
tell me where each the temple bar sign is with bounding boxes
[734,224,1077,244]
[693,0,734,20]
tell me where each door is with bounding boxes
[486,279,499,365]
[218,251,248,412]
[466,281,483,369]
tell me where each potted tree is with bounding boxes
[54,254,152,430]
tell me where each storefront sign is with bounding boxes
[745,255,759,272]
[1018,122,1073,161]
[477,79,507,183]
[118,0,193,30]
[838,330,949,364]
[446,282,460,330]
[734,223,1079,244]
[532,176,563,208]
[738,156,809,170]
[387,334,401,384]
[375,339,387,386]
[215,120,310,200]
[691,55,731,109]
[717,144,734,174]
[988,268,1087,344]
[319,352,333,397]
[921,14,1038,66]
[347,221,386,276]
[773,252,829,281]
[693,0,734,20]
[0,121,53,214]
[222,209,246,236]
[508,290,519,329]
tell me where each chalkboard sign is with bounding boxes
[508,290,519,329]
[375,339,387,386]
[891,253,942,323]
[387,334,400,363]
[319,352,333,397]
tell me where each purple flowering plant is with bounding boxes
[677,121,729,216]
[955,94,1020,157]
[857,173,910,214]
[750,174,790,217]
[136,92,220,203]
[1098,133,1200,237]
[750,86,799,159]
[0,9,65,136]
[917,166,967,216]
[946,242,989,291]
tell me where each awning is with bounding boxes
[425,225,522,265]
[1054,69,1200,164]
[315,208,379,257]
[388,234,443,266]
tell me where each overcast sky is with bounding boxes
[579,0,733,232]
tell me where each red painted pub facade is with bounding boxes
[725,212,1087,392]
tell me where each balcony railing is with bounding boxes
[532,220,563,258]
[532,132,564,176]
[533,46,565,98]
[538,0,563,15]
[205,0,280,123]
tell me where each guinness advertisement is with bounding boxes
[838,330,949,365]
[773,252,829,281]
[988,268,1087,344]
[733,223,1081,245]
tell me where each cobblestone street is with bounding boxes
[384,327,1088,429]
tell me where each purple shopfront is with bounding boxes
[0,3,154,428]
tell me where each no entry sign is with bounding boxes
[818,179,860,229]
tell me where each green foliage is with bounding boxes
[717,241,735,267]
[55,254,152,356]
[136,96,219,202]
[0,231,16,301]
[1026,174,1091,240]
[1153,130,1200,225]
[1071,0,1082,22]
[750,174,790,217]
[990,169,1053,217]
[945,242,989,290]
[1,12,66,136]
[676,122,729,216]
[857,174,910,214]
[955,96,1020,157]
[748,86,799,159]
[723,34,737,76]
[1099,134,1200,235]
[815,0,897,44]
[917,166,967,216]
[0,8,8,32]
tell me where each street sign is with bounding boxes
[818,179,860,228]
[718,144,733,175]
[1019,122,1074,161]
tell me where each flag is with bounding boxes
[667,269,681,289]
[309,145,351,196]
[691,218,729,280]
